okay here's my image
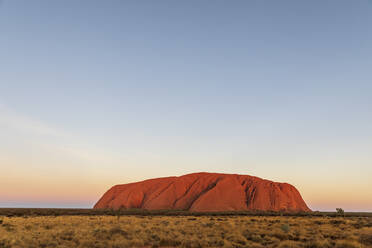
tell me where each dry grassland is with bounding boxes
[1,215,372,248]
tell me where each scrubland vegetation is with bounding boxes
[1,208,371,217]
[1,213,372,248]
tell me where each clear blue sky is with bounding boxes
[0,0,371,211]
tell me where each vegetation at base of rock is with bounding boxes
[0,215,371,248]
[1,208,372,217]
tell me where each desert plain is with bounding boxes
[1,210,372,248]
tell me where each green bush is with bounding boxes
[281,223,290,233]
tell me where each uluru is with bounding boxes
[94,172,311,212]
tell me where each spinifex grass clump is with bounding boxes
[280,223,290,233]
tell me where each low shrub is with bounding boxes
[109,226,129,238]
[159,238,181,247]
[361,233,372,246]
[281,223,290,233]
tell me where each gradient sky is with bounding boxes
[0,0,371,211]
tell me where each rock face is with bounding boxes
[94,172,311,212]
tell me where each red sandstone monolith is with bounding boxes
[94,172,311,212]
